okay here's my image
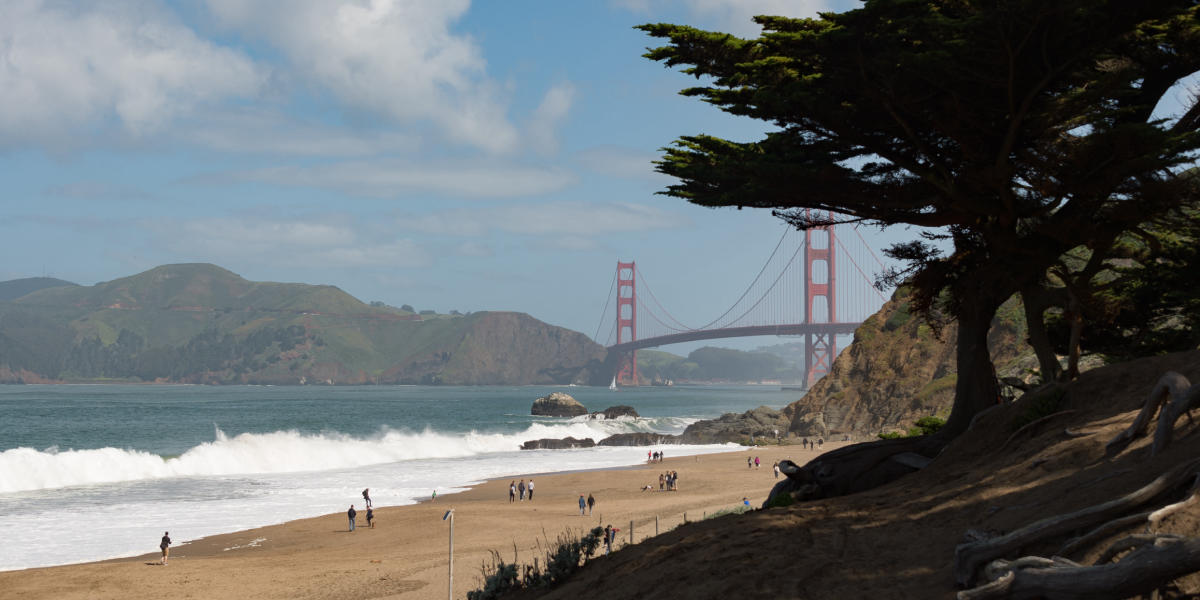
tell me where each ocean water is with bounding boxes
[0,383,796,571]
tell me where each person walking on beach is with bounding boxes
[347,505,357,531]
[366,507,374,528]
[362,488,372,508]
[658,472,665,491]
[509,481,516,503]
[159,531,171,565]
[755,456,761,469]
[518,479,526,501]
[747,456,752,469]
[527,479,534,500]
[773,461,780,479]
[587,493,595,515]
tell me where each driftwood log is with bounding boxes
[765,435,942,506]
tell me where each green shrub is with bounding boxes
[469,527,605,599]
[765,492,795,508]
[876,416,945,439]
[1010,384,1067,431]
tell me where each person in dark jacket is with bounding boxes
[159,531,171,565]
[347,505,357,531]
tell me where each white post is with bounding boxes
[442,509,454,600]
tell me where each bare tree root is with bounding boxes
[1056,511,1153,558]
[957,537,1200,600]
[1106,372,1200,457]
[1000,410,1078,451]
[954,457,1200,587]
[1149,474,1200,531]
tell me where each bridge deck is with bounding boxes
[607,322,860,353]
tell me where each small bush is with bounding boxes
[1010,384,1067,431]
[469,527,605,599]
[876,416,945,439]
[765,492,795,509]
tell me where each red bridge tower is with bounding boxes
[615,261,638,385]
[804,213,837,386]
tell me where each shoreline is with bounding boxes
[0,442,846,599]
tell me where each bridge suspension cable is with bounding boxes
[592,265,618,344]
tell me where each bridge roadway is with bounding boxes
[606,322,861,354]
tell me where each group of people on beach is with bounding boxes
[657,471,679,491]
[802,438,824,449]
[508,478,534,502]
[647,450,665,462]
[347,488,375,531]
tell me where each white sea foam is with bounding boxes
[0,417,694,494]
[0,440,735,571]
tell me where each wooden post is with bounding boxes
[630,520,634,545]
[684,511,687,523]
[655,515,659,536]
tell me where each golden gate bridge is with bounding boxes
[592,220,889,387]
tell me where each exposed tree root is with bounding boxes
[1056,510,1153,559]
[954,456,1200,587]
[957,537,1200,600]
[1106,372,1200,457]
[1000,410,1078,451]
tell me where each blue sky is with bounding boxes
[0,0,912,354]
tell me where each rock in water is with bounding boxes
[521,437,596,450]
[531,391,587,417]
[590,405,640,420]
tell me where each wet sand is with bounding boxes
[0,443,846,599]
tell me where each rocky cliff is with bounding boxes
[784,288,1034,438]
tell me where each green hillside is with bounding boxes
[0,264,606,385]
[637,346,803,383]
[0,277,77,302]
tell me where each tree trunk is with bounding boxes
[1019,284,1063,383]
[1065,291,1083,380]
[941,294,1005,438]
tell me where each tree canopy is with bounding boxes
[640,0,1200,437]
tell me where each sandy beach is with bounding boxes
[0,443,843,599]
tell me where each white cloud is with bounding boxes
[177,109,419,157]
[575,146,670,182]
[0,0,263,149]
[148,216,431,268]
[201,160,577,199]
[527,83,576,155]
[398,201,686,237]
[204,0,519,153]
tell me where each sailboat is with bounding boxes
[609,376,618,391]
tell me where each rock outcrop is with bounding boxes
[590,405,639,420]
[597,433,680,446]
[679,406,790,444]
[520,437,595,450]
[781,290,1033,439]
[531,392,587,417]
